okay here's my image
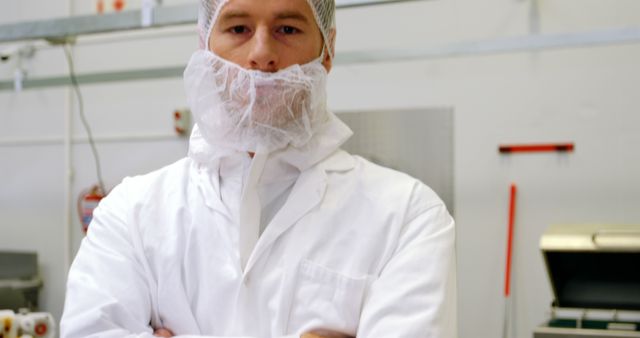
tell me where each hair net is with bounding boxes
[198,0,336,56]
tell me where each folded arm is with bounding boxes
[356,188,457,338]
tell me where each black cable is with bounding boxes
[63,44,106,195]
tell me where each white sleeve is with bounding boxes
[356,188,457,338]
[60,180,160,338]
[60,180,299,338]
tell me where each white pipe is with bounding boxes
[335,26,640,64]
[0,132,182,147]
[0,26,195,53]
[77,26,195,46]
[63,85,73,272]
[63,0,75,273]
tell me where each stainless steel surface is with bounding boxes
[592,230,640,251]
[534,326,640,338]
[0,0,424,43]
[337,108,454,212]
[549,308,640,322]
[540,224,640,252]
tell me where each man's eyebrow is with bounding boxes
[273,10,311,24]
[218,10,251,21]
[217,9,311,24]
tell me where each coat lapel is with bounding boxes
[242,150,356,276]
[243,166,327,276]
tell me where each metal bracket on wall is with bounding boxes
[0,0,424,44]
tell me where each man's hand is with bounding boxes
[154,328,174,337]
[301,331,353,338]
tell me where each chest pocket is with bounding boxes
[286,260,370,335]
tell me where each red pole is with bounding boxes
[504,183,517,297]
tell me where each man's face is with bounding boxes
[208,0,333,73]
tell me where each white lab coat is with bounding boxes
[61,115,457,338]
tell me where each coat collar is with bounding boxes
[188,112,357,276]
[187,112,354,174]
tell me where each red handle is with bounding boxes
[499,143,574,154]
[504,184,517,297]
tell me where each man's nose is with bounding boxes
[248,28,278,72]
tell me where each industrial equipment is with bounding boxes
[0,251,42,311]
[534,224,640,338]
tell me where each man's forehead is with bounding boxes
[216,0,316,22]
[218,8,312,24]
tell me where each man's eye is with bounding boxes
[229,26,250,34]
[277,26,300,35]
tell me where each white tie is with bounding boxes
[238,150,268,271]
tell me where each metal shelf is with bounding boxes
[0,0,423,43]
[0,66,184,91]
[0,4,197,44]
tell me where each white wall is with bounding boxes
[1,0,640,337]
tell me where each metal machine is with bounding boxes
[534,224,640,338]
[0,251,53,337]
[0,251,42,311]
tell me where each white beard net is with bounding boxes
[197,0,336,54]
[186,0,336,153]
[184,50,330,153]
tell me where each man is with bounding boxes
[60,0,457,337]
